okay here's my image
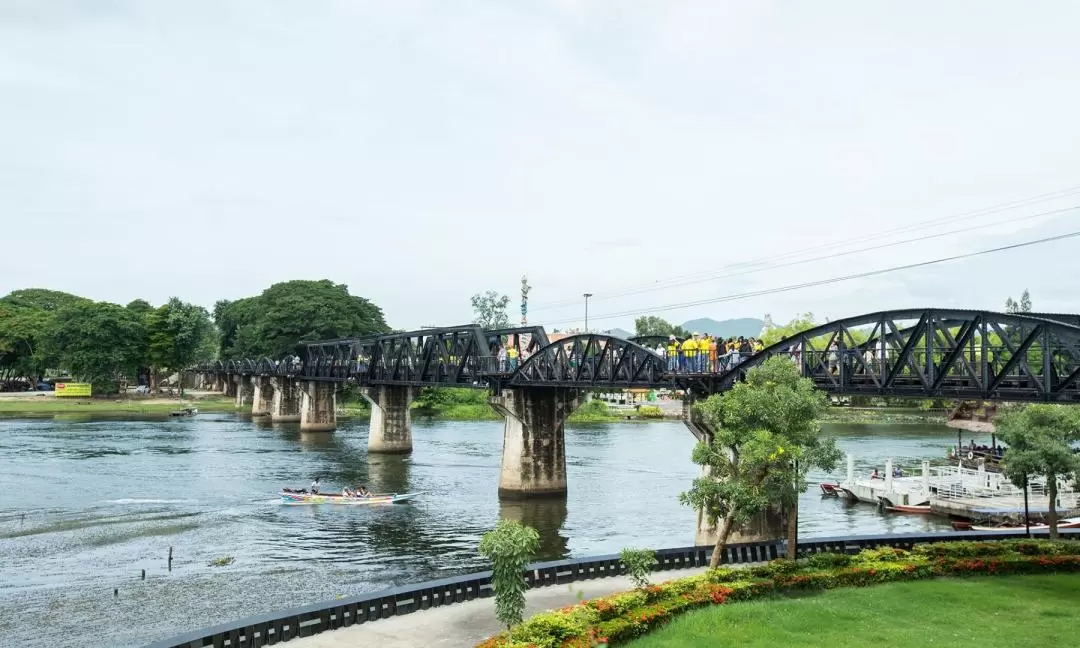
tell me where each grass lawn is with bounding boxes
[629,574,1080,648]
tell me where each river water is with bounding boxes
[0,413,956,648]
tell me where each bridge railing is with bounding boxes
[142,528,1079,648]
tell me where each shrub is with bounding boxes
[637,405,664,418]
[620,548,658,589]
[574,399,612,418]
[803,552,853,569]
[748,558,798,578]
[854,547,910,563]
[478,519,541,629]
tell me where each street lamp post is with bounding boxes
[583,293,593,333]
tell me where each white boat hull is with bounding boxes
[279,491,422,505]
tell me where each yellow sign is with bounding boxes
[55,383,92,397]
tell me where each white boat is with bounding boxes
[279,490,422,505]
[968,516,1080,532]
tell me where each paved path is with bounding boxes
[294,567,708,648]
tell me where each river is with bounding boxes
[0,413,956,648]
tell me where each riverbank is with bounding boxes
[822,407,946,425]
[0,393,236,416]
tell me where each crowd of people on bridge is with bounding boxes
[653,333,765,373]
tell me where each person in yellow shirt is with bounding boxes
[680,334,698,372]
[666,335,678,372]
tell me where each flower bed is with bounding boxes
[476,539,1080,648]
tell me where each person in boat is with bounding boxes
[342,486,354,498]
[355,485,370,498]
[310,477,321,494]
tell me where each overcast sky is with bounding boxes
[2,1,1079,332]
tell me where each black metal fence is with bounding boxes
[145,529,1080,648]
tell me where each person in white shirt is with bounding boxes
[310,477,320,494]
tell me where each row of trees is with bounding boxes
[0,280,389,394]
[0,288,215,394]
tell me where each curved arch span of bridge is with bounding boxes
[189,308,1080,504]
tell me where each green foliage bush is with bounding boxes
[477,539,1080,648]
[619,548,659,589]
[478,520,541,630]
[803,552,854,569]
[572,399,612,419]
[637,405,664,418]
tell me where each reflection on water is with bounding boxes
[500,498,570,560]
[0,414,959,648]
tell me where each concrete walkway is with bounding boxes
[294,567,708,648]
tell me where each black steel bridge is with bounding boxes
[193,309,1080,404]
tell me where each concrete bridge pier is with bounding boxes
[235,376,254,409]
[224,374,237,398]
[270,377,301,422]
[489,387,579,499]
[363,386,418,454]
[252,376,274,417]
[683,396,788,546]
[299,381,337,432]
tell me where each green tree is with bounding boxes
[471,290,511,329]
[1005,289,1033,314]
[125,298,155,322]
[147,298,215,395]
[1,288,90,312]
[478,519,540,629]
[213,296,261,358]
[680,356,837,567]
[214,281,388,358]
[0,303,51,382]
[759,312,817,347]
[42,301,148,394]
[0,289,92,384]
[634,315,689,338]
[996,404,1080,538]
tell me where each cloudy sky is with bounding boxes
[3,1,1079,332]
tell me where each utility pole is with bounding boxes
[520,275,531,326]
[583,293,593,333]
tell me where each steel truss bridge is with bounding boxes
[191,309,1080,403]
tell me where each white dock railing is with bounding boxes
[926,464,1077,508]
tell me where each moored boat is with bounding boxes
[878,495,932,514]
[884,502,932,514]
[279,489,422,505]
[820,483,840,496]
[966,517,1080,532]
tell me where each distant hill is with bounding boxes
[681,317,764,339]
[603,327,633,338]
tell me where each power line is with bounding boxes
[537,204,1078,309]
[543,229,1080,326]
[530,184,1080,311]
